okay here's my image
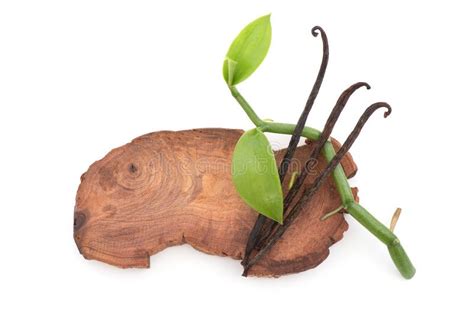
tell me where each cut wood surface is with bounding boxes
[74,128,358,277]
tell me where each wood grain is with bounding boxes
[74,128,358,277]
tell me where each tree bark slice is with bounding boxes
[74,128,358,277]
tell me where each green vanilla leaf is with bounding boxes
[223,14,272,86]
[231,128,283,223]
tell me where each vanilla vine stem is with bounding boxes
[229,85,416,279]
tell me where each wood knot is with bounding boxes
[74,211,87,232]
[128,163,138,174]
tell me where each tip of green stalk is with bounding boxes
[388,243,416,280]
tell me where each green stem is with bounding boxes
[229,85,415,279]
[321,204,345,221]
[229,86,263,126]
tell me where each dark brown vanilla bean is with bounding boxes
[243,102,392,275]
[241,26,329,266]
[255,82,371,248]
[278,26,329,182]
[241,217,265,266]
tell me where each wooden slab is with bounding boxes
[74,128,358,277]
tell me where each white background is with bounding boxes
[1,0,473,315]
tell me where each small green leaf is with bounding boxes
[232,128,283,223]
[223,14,272,86]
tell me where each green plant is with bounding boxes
[224,14,415,279]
